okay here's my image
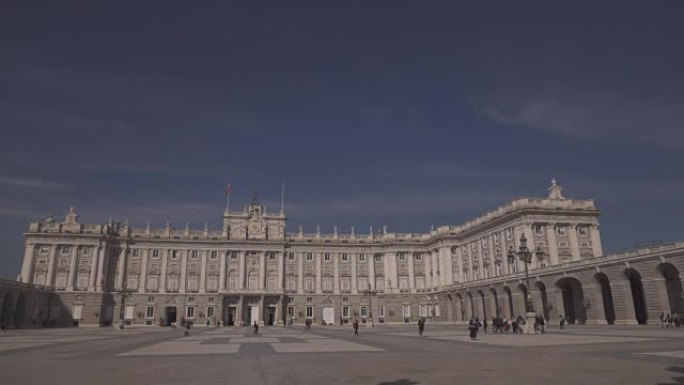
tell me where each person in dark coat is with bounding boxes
[482,319,488,334]
[418,319,425,336]
[559,314,566,330]
[468,318,479,340]
[353,319,359,336]
[253,321,259,335]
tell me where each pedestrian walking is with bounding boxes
[511,319,518,334]
[660,312,666,328]
[353,319,359,336]
[559,314,565,330]
[667,313,673,328]
[184,323,191,337]
[468,318,479,340]
[253,321,259,335]
[538,315,546,334]
[418,319,425,336]
[674,313,681,328]
[483,319,488,334]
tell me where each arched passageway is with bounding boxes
[517,284,529,318]
[503,287,514,319]
[466,292,475,320]
[625,269,648,324]
[556,277,587,324]
[456,294,465,322]
[658,263,684,315]
[536,282,550,320]
[594,273,616,324]
[478,290,487,320]
[490,288,500,318]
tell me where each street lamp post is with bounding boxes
[507,234,544,334]
[363,278,377,327]
[118,283,136,329]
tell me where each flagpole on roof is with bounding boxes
[281,183,285,216]
[225,180,232,213]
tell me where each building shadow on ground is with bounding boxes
[657,367,684,385]
[377,380,418,385]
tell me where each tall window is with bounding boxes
[55,271,67,289]
[306,306,313,319]
[207,276,218,292]
[187,275,198,292]
[415,276,425,289]
[152,249,160,258]
[304,276,314,291]
[147,275,158,292]
[127,274,139,290]
[248,274,258,291]
[324,253,331,261]
[306,253,313,262]
[342,306,350,318]
[77,272,89,289]
[146,306,154,319]
[357,278,368,291]
[420,305,428,317]
[228,274,238,290]
[286,275,296,291]
[358,254,366,263]
[167,275,179,292]
[322,277,333,292]
[267,275,277,291]
[375,277,385,291]
[288,306,295,318]
[399,276,409,289]
[360,306,368,318]
[341,253,348,262]
[495,262,502,277]
[402,305,411,320]
[206,306,215,318]
[341,277,351,292]
[186,306,195,319]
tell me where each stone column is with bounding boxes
[219,250,227,291]
[20,243,35,283]
[259,295,265,326]
[546,224,560,266]
[455,248,463,284]
[297,253,304,293]
[46,245,57,287]
[199,250,207,294]
[179,250,188,293]
[351,253,358,293]
[587,283,607,325]
[160,249,168,293]
[115,246,127,291]
[569,225,581,262]
[315,252,323,293]
[88,245,99,291]
[237,295,243,326]
[424,252,432,289]
[239,251,246,290]
[408,254,415,292]
[590,225,604,257]
[67,245,79,291]
[96,245,107,291]
[277,251,284,291]
[333,252,340,294]
[138,249,148,293]
[384,252,394,293]
[259,251,266,290]
[441,247,453,287]
[368,254,375,290]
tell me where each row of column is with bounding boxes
[21,243,106,292]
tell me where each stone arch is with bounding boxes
[624,268,648,324]
[535,281,550,320]
[455,293,464,322]
[503,286,514,319]
[594,272,616,324]
[489,288,500,318]
[556,277,587,324]
[477,290,487,320]
[657,263,684,315]
[466,292,475,320]
[516,283,529,318]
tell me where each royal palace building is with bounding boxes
[4,179,683,328]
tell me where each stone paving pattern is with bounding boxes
[1,324,684,384]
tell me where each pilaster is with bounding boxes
[218,250,226,291]
[160,249,168,293]
[20,243,35,283]
[179,249,187,293]
[199,250,207,293]
[66,244,79,290]
[138,249,148,293]
[46,244,57,287]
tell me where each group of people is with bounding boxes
[660,312,681,328]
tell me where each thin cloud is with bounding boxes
[479,94,684,147]
[0,177,71,190]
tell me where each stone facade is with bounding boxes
[12,180,683,327]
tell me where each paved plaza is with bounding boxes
[1,324,683,385]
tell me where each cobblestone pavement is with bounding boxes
[1,324,683,385]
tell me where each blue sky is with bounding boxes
[1,1,683,278]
